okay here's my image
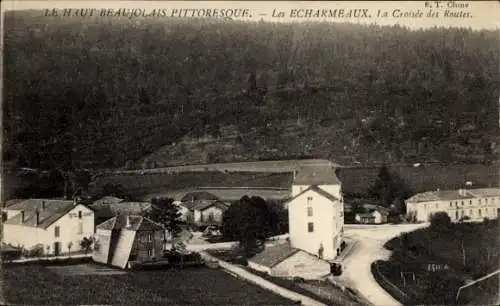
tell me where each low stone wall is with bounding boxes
[200,251,327,306]
[370,260,411,305]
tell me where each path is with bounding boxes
[199,251,326,306]
[332,223,430,306]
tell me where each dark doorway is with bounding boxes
[54,242,61,256]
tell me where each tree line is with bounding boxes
[3,12,499,173]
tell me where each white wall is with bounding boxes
[2,204,94,255]
[288,188,342,261]
[200,206,224,223]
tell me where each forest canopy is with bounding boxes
[3,12,499,170]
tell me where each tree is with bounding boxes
[80,237,93,254]
[429,212,451,230]
[222,196,279,256]
[145,197,183,241]
[368,165,411,207]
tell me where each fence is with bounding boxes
[371,260,412,305]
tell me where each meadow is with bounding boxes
[2,263,296,305]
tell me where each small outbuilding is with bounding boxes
[248,243,330,280]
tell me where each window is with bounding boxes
[449,202,452,207]
[307,222,314,233]
[148,233,153,242]
[485,198,488,204]
[455,202,458,207]
[54,226,60,238]
[307,206,313,217]
[77,222,83,234]
[478,209,482,216]
[469,200,472,205]
[148,248,155,257]
[479,199,482,205]
[78,211,82,219]
[461,201,464,206]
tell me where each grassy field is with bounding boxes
[2,263,296,305]
[92,161,499,200]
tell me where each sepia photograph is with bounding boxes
[1,1,499,305]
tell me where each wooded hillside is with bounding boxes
[3,11,499,169]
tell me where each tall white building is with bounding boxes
[285,166,344,261]
[405,187,500,222]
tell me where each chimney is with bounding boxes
[20,210,25,224]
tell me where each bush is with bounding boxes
[429,212,451,230]
[24,244,44,258]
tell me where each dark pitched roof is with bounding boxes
[181,191,219,202]
[96,214,164,232]
[249,244,300,268]
[90,201,152,218]
[192,200,230,211]
[284,185,339,206]
[3,199,86,229]
[294,166,340,185]
[92,196,124,206]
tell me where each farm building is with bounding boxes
[2,199,95,256]
[178,200,231,226]
[92,214,165,269]
[248,243,330,280]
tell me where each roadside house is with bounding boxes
[285,165,344,261]
[92,214,165,269]
[355,206,389,224]
[248,243,330,280]
[2,199,95,256]
[405,188,500,222]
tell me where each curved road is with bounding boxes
[336,223,430,306]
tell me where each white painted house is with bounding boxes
[406,187,500,222]
[285,166,344,261]
[2,199,95,255]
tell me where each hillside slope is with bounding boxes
[3,12,499,169]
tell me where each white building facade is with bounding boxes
[406,188,500,222]
[286,166,344,261]
[2,199,95,255]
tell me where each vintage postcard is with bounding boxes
[1,1,499,305]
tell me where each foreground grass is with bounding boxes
[3,264,295,305]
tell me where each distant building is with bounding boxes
[2,199,95,256]
[248,243,330,280]
[405,188,500,222]
[355,206,390,224]
[285,166,344,261]
[179,200,230,226]
[92,214,165,269]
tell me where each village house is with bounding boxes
[179,191,230,226]
[247,243,331,280]
[286,165,344,261]
[405,187,500,222]
[2,199,95,256]
[355,206,390,224]
[92,214,165,269]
